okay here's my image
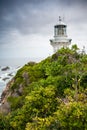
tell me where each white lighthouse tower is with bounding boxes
[50,16,72,52]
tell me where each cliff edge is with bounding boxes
[0,46,87,130]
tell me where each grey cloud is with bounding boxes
[0,0,87,59]
[0,0,55,36]
[0,0,46,30]
[0,0,87,37]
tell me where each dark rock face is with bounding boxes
[22,72,30,85]
[0,79,14,114]
[0,77,24,114]
[0,101,10,114]
[0,64,31,114]
[27,61,36,66]
[1,66,10,71]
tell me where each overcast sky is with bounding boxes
[0,0,87,59]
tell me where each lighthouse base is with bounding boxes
[50,39,71,53]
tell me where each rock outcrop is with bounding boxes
[0,79,14,114]
[0,71,29,114]
[0,77,24,113]
[1,66,10,71]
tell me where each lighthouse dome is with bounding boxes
[55,16,66,27]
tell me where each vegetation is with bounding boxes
[0,45,87,130]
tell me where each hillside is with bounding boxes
[0,45,87,130]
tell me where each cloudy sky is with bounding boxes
[0,0,87,59]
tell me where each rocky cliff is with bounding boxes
[0,46,87,130]
[0,62,35,114]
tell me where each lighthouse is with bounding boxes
[50,16,72,53]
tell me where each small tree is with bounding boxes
[71,44,79,52]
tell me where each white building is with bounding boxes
[50,16,72,53]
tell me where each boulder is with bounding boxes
[1,66,10,71]
[0,101,10,114]
[2,77,10,81]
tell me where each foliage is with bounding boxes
[0,45,87,130]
